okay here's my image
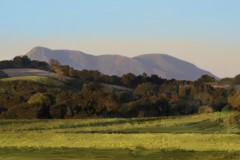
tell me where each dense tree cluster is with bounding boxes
[48,59,166,88]
[0,75,231,119]
[0,56,237,119]
[0,56,50,71]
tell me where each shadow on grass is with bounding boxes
[23,118,226,134]
[0,120,44,126]
[120,120,225,134]
[24,118,161,131]
[0,147,239,160]
[57,120,225,134]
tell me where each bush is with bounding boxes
[198,105,213,114]
[234,74,240,84]
[228,92,240,111]
[221,105,232,112]
[27,93,55,107]
[0,104,50,119]
[0,106,7,113]
[222,113,240,125]
[49,104,67,119]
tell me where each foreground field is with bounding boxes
[0,112,240,159]
[1,147,239,160]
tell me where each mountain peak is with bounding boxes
[31,46,51,51]
[26,47,217,80]
[33,46,49,49]
[27,46,51,55]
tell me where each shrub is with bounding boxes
[221,105,232,112]
[49,104,67,119]
[27,93,55,106]
[198,105,213,114]
[228,92,240,111]
[222,113,240,125]
[0,104,50,119]
[0,106,7,113]
[234,74,240,84]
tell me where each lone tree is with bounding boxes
[196,75,216,84]
[49,59,65,78]
[234,74,240,84]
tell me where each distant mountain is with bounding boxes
[26,46,216,80]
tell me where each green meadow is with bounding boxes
[0,112,240,159]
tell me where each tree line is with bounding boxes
[0,56,239,119]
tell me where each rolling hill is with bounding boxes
[27,46,216,81]
[2,69,53,77]
[0,76,65,87]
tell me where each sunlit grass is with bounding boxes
[0,112,239,153]
[1,132,240,152]
[0,112,236,133]
[0,76,65,86]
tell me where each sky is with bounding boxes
[0,0,240,78]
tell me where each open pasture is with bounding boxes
[0,112,240,159]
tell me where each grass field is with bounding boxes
[0,112,240,159]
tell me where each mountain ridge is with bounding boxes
[27,46,217,80]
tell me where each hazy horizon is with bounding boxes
[1,0,240,78]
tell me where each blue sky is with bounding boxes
[0,0,240,77]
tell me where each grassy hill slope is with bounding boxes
[2,68,53,77]
[0,76,65,87]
